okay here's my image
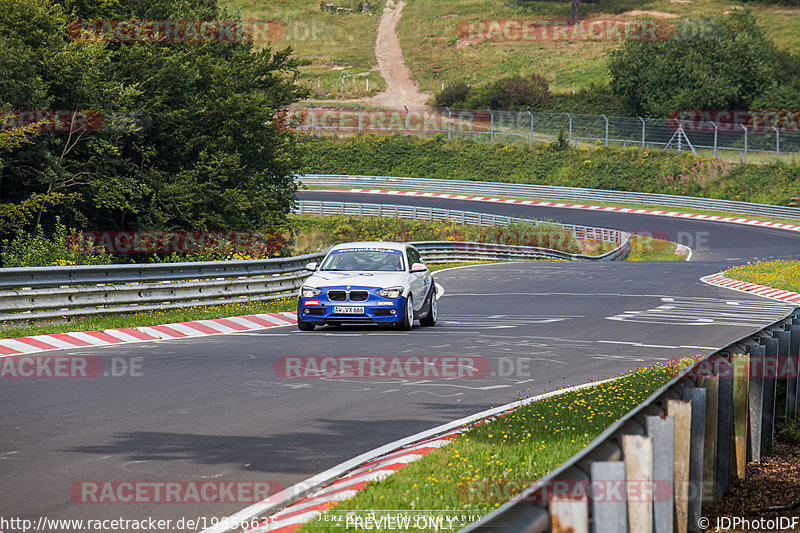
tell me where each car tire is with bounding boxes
[419,286,437,327]
[399,295,414,331]
[297,319,315,331]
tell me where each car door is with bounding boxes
[406,246,428,311]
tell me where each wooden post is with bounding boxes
[716,358,734,497]
[550,495,589,533]
[591,462,627,533]
[748,343,766,462]
[623,434,654,533]
[668,399,692,533]
[699,375,718,505]
[646,416,673,533]
[682,387,706,532]
[732,353,750,479]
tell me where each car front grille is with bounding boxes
[328,290,346,301]
[349,290,369,302]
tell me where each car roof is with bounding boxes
[329,241,411,252]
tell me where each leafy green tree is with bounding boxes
[0,0,307,245]
[609,10,782,117]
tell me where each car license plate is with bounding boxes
[334,306,364,315]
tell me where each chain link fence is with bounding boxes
[284,104,800,164]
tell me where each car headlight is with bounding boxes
[301,286,321,298]
[377,286,404,298]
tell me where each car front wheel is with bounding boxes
[399,295,414,331]
[419,287,437,327]
[297,318,315,331]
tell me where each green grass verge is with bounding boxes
[626,235,685,261]
[725,260,800,293]
[0,298,297,339]
[298,358,695,531]
[298,135,800,212]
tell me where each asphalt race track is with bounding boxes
[2,190,799,527]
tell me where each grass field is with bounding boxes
[397,0,800,97]
[219,0,386,98]
[220,0,800,101]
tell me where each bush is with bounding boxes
[547,84,624,115]
[465,73,552,111]
[609,10,782,117]
[1,219,113,267]
[434,82,472,108]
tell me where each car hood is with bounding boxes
[304,271,408,288]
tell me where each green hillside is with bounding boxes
[220,0,800,99]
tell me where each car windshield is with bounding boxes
[320,248,405,272]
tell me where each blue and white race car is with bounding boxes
[297,242,437,331]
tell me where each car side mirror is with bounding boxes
[305,262,318,271]
[410,262,427,273]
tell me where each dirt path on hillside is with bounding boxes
[309,0,429,108]
[368,0,429,108]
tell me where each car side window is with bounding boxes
[406,249,415,271]
[412,248,422,266]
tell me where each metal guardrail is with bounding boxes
[462,308,800,532]
[0,201,629,324]
[0,252,326,324]
[294,200,629,244]
[414,241,629,263]
[298,174,800,220]
[294,200,630,262]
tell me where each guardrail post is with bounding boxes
[731,353,750,479]
[762,334,779,451]
[602,114,609,147]
[622,434,653,533]
[404,105,409,135]
[639,116,646,148]
[741,124,748,162]
[681,387,706,532]
[699,375,718,505]
[591,462,627,533]
[527,111,534,145]
[668,399,692,533]
[715,357,733,498]
[646,415,674,533]
[566,113,573,147]
[310,103,316,135]
[488,109,494,143]
[712,122,718,159]
[747,342,766,462]
[777,328,791,418]
[356,104,362,133]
